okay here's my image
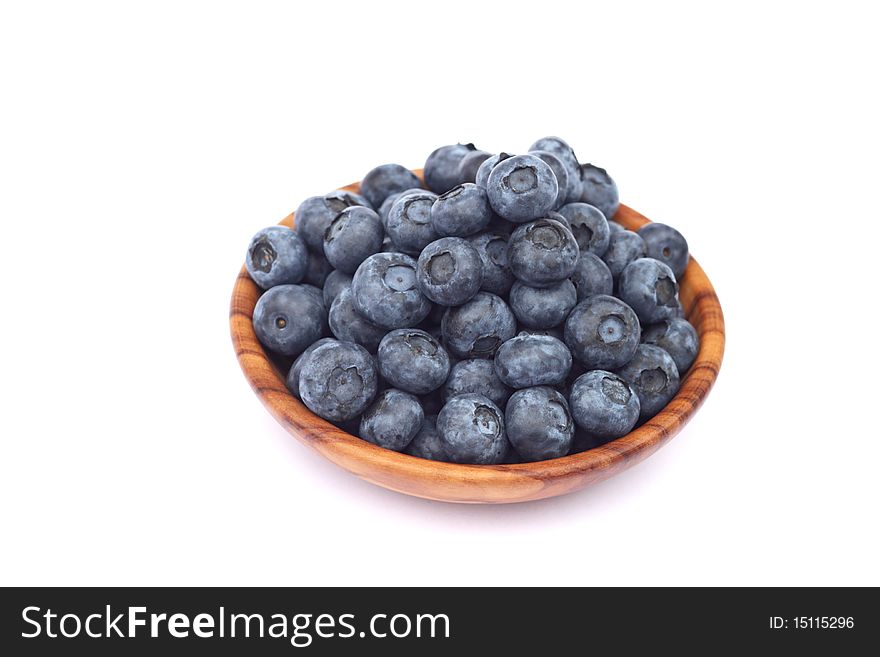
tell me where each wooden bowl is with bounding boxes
[230,171,725,503]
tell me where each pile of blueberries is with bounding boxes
[244,137,698,464]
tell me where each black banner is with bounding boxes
[1,587,875,654]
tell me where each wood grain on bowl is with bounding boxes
[230,170,725,503]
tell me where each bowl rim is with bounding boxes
[230,170,725,502]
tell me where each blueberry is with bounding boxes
[303,249,334,287]
[245,226,309,289]
[298,340,378,422]
[468,231,515,296]
[579,163,619,220]
[416,237,483,306]
[328,286,387,352]
[252,284,326,357]
[616,344,680,421]
[474,152,513,189]
[638,222,689,279]
[641,317,699,374]
[386,191,439,254]
[528,136,582,203]
[320,205,384,275]
[377,328,451,394]
[618,257,680,325]
[486,154,558,222]
[441,292,517,359]
[436,393,509,464]
[564,294,640,369]
[295,192,370,253]
[359,388,424,451]
[508,279,577,329]
[431,183,493,237]
[404,415,448,461]
[570,252,614,301]
[286,337,337,399]
[557,202,610,257]
[505,386,574,461]
[424,143,476,194]
[569,370,640,440]
[442,358,512,408]
[378,188,435,228]
[322,269,352,308]
[529,150,570,209]
[493,334,572,389]
[350,252,432,329]
[608,221,625,234]
[508,217,579,287]
[359,163,422,209]
[602,229,646,280]
[456,149,493,184]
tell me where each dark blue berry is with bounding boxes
[638,222,689,279]
[245,226,309,289]
[424,143,476,194]
[286,338,337,400]
[486,154,558,222]
[579,163,619,220]
[569,370,640,439]
[386,191,439,254]
[359,388,424,451]
[570,252,614,301]
[416,237,483,306]
[468,231,514,296]
[602,229,646,280]
[618,257,680,325]
[557,202,610,256]
[564,294,640,369]
[474,152,513,189]
[295,192,370,253]
[359,164,421,208]
[323,206,384,274]
[328,286,387,353]
[378,188,435,228]
[377,328,451,394]
[505,386,574,461]
[641,317,699,374]
[456,149,493,184]
[529,136,582,203]
[529,150,570,209]
[431,183,493,237]
[616,344,680,421]
[437,394,509,464]
[493,334,572,389]
[441,292,517,359]
[508,217,579,287]
[508,279,576,329]
[322,269,352,308]
[442,358,512,408]
[253,284,326,357]
[350,252,432,329]
[298,341,378,422]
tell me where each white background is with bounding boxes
[2,1,878,587]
